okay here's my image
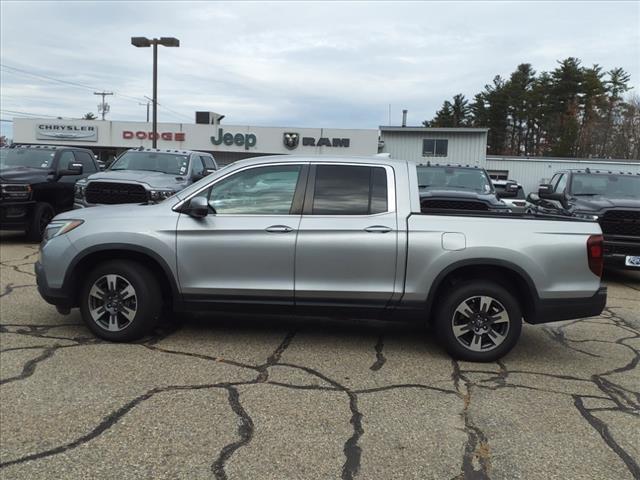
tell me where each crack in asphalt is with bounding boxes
[1,252,639,479]
[369,334,386,371]
[451,360,492,480]
[212,386,255,480]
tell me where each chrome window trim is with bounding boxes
[172,160,397,217]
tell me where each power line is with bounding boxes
[0,109,59,118]
[1,62,193,121]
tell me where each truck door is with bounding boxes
[294,163,398,308]
[176,163,307,305]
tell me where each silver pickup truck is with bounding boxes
[35,155,607,361]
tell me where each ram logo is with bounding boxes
[283,132,299,150]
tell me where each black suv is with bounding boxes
[533,169,640,269]
[0,145,99,240]
[417,164,515,212]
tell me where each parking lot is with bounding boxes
[0,232,638,480]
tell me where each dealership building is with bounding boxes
[11,117,379,166]
[11,117,639,193]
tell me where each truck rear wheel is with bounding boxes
[79,260,162,342]
[25,202,54,242]
[434,280,522,362]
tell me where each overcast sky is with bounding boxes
[1,1,639,138]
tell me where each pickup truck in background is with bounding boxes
[35,156,606,361]
[530,169,640,269]
[417,164,514,213]
[74,147,217,207]
[1,145,100,240]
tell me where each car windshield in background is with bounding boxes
[418,166,493,193]
[110,152,190,175]
[570,173,640,197]
[0,149,56,169]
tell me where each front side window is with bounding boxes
[555,174,568,193]
[312,165,388,215]
[1,149,56,169]
[75,151,97,173]
[110,151,190,176]
[423,139,448,157]
[58,151,76,170]
[201,164,301,214]
[201,155,216,170]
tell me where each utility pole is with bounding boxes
[94,91,113,120]
[140,98,151,122]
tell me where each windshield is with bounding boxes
[570,173,640,197]
[110,151,190,175]
[0,149,56,169]
[417,166,493,193]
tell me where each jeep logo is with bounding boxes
[211,128,257,150]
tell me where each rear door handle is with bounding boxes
[364,225,392,233]
[265,225,294,233]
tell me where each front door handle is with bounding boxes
[364,225,392,233]
[265,225,294,233]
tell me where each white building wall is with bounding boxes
[486,157,640,194]
[12,118,379,157]
[380,130,487,165]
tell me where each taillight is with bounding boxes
[587,234,604,277]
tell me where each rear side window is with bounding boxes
[311,165,388,215]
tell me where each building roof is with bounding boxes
[487,155,640,164]
[380,127,489,133]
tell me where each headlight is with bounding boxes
[149,189,175,202]
[1,184,32,200]
[74,184,87,198]
[43,219,84,242]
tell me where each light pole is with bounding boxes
[131,36,180,148]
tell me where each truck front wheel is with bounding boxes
[79,260,162,342]
[434,281,522,362]
[25,202,54,242]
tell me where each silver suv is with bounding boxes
[36,155,606,361]
[74,148,217,207]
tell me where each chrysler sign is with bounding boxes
[36,124,98,142]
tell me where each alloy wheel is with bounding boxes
[88,274,138,332]
[451,295,510,352]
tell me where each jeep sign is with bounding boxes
[211,128,257,150]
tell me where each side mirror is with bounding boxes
[184,196,212,218]
[497,181,519,198]
[205,168,216,175]
[60,162,83,176]
[537,184,554,198]
[538,183,569,208]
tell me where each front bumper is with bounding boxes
[603,236,640,270]
[0,201,35,229]
[526,286,607,324]
[35,260,74,308]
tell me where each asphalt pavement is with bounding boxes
[0,232,638,480]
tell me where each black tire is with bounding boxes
[80,260,162,342]
[25,202,55,242]
[434,280,522,362]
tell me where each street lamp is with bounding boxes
[131,36,180,148]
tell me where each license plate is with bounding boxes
[625,256,640,267]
